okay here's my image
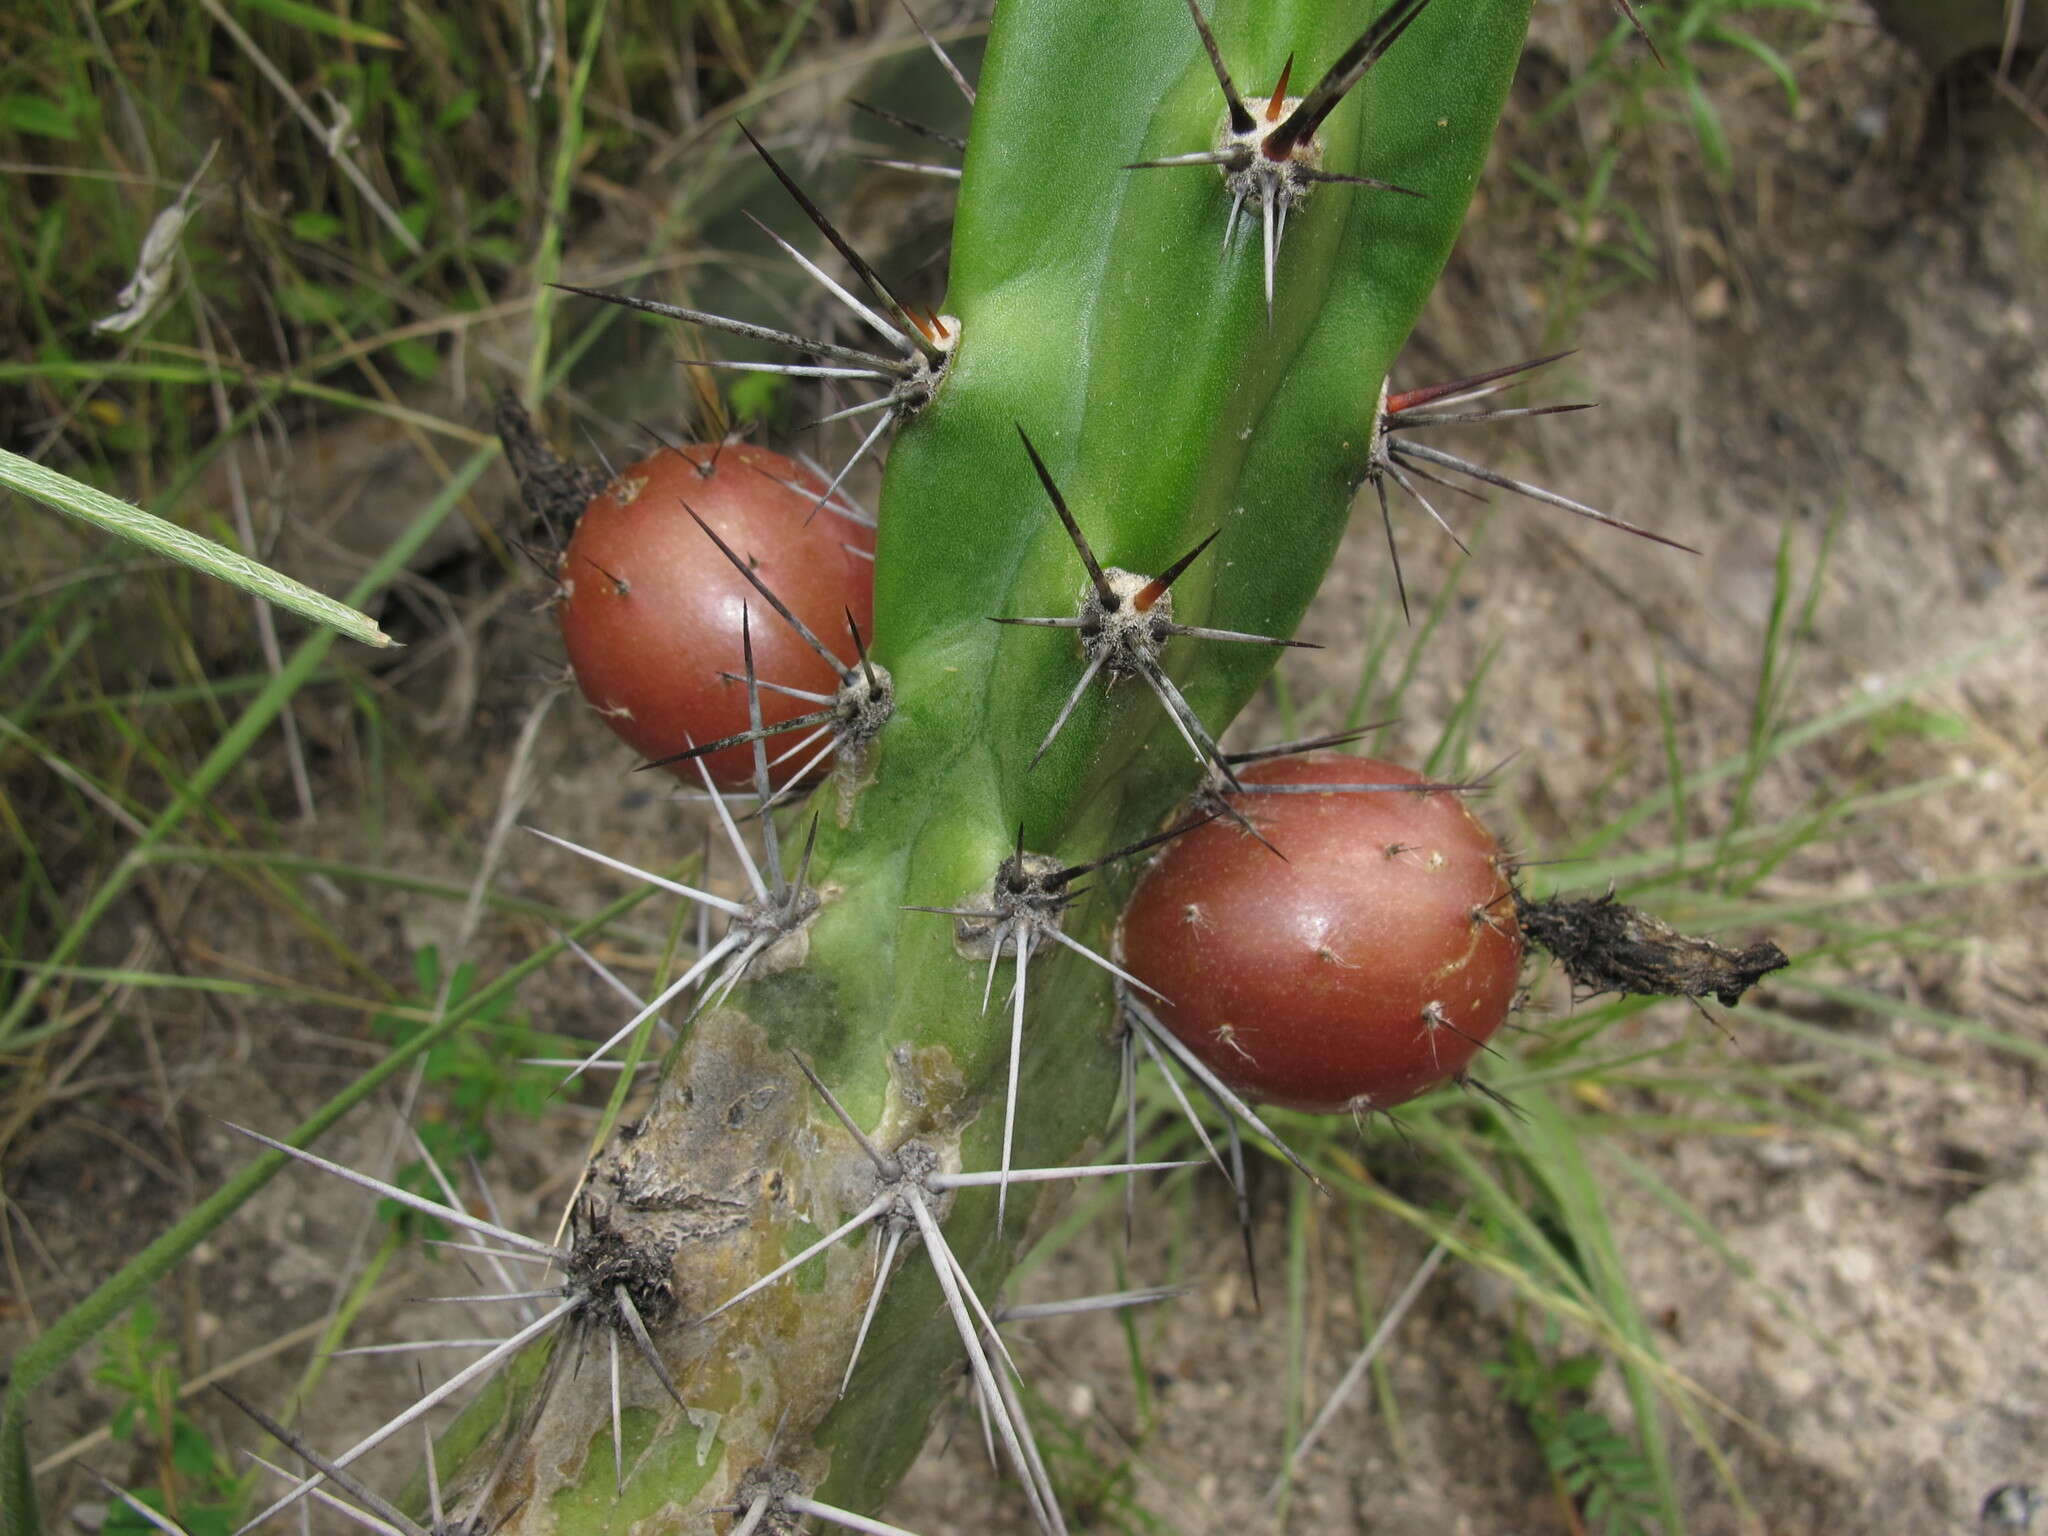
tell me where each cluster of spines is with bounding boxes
[635,513,894,808]
[555,122,957,521]
[1129,0,1437,318]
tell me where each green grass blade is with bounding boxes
[1770,976,2048,1066]
[0,445,493,1049]
[1490,1087,1685,1534]
[230,0,402,48]
[521,0,612,407]
[0,447,391,648]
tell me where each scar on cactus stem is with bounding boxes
[553,124,955,515]
[707,1056,1191,1536]
[993,426,1316,778]
[903,816,1211,1233]
[1367,351,1699,621]
[220,1123,694,1533]
[1127,0,1435,319]
[1514,887,1791,1010]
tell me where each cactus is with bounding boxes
[444,2,1537,1530]
[19,2,1581,1533]
[404,3,1541,1529]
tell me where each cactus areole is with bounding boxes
[435,1,1538,1531]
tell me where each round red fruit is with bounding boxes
[555,444,874,788]
[1118,755,1522,1113]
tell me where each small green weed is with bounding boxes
[368,945,558,1232]
[91,1301,254,1536]
[1512,0,1831,339]
[1488,1322,1662,1536]
[1859,699,1970,755]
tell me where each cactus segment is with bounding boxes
[416,1,1536,1529]
[872,0,1533,843]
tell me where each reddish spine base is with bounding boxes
[555,445,875,787]
[1119,755,1523,1113]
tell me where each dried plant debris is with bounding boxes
[494,396,607,550]
[1610,0,1665,67]
[1514,888,1789,1008]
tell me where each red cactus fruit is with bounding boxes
[555,444,874,788]
[1118,753,1522,1113]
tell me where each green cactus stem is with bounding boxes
[420,1,1535,1531]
